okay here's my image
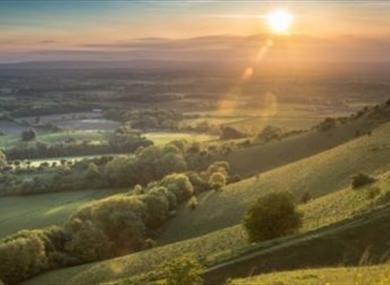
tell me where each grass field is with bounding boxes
[144,132,217,145]
[0,189,125,239]
[0,130,111,150]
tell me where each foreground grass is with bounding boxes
[229,265,390,285]
[0,189,124,238]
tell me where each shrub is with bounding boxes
[186,171,209,193]
[352,173,376,189]
[0,233,48,284]
[160,173,194,202]
[188,196,199,210]
[209,172,226,190]
[257,125,283,141]
[243,192,303,242]
[206,161,230,178]
[367,187,381,199]
[21,128,37,141]
[219,126,246,140]
[317,117,336,131]
[64,220,111,262]
[160,255,204,285]
[65,195,147,257]
[301,192,312,204]
[141,188,170,229]
[0,150,6,167]
[85,162,100,180]
[0,227,70,284]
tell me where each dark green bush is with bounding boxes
[160,255,204,285]
[352,173,376,189]
[243,192,303,242]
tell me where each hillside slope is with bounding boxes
[224,105,389,175]
[24,171,390,285]
[161,121,390,243]
[204,203,390,284]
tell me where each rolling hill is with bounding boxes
[24,168,390,285]
[161,121,390,243]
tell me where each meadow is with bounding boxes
[0,189,125,239]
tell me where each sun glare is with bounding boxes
[266,10,293,34]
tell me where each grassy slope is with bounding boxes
[229,265,390,285]
[0,189,123,238]
[24,171,390,285]
[204,203,390,285]
[225,114,385,176]
[160,121,390,243]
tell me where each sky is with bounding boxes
[1,0,390,62]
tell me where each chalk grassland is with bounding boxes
[161,122,390,242]
[24,174,390,285]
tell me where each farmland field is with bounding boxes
[145,132,217,145]
[0,189,125,239]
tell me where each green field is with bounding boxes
[0,130,110,150]
[144,132,217,145]
[0,189,125,239]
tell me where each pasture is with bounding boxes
[0,189,124,239]
[144,132,217,145]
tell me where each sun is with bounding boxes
[266,10,294,34]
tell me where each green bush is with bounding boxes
[85,162,101,180]
[352,173,376,189]
[209,172,226,190]
[0,150,6,167]
[64,220,111,262]
[0,227,71,284]
[243,192,303,243]
[160,255,204,285]
[141,188,170,229]
[21,128,37,142]
[65,195,147,258]
[0,233,48,284]
[160,173,194,202]
[188,196,199,210]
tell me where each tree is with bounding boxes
[21,128,37,142]
[160,255,204,285]
[0,150,6,167]
[208,172,226,190]
[141,189,170,229]
[219,126,246,140]
[257,125,283,142]
[65,219,111,262]
[243,192,303,243]
[160,173,194,202]
[86,162,100,180]
[0,232,49,284]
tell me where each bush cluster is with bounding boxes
[243,192,303,243]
